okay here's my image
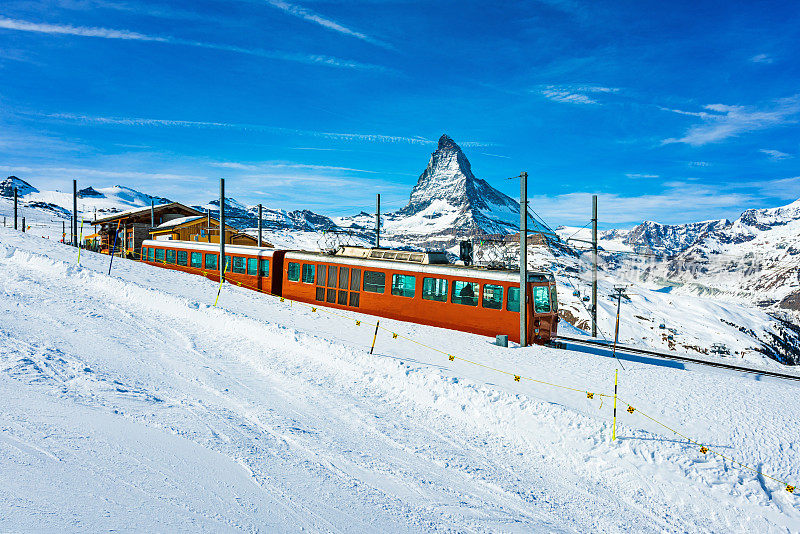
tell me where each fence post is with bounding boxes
[370,321,380,354]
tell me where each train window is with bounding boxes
[337,290,348,305]
[165,249,176,264]
[232,256,246,274]
[316,265,326,285]
[422,277,447,302]
[141,247,147,259]
[177,250,188,266]
[315,287,325,301]
[205,253,218,270]
[391,274,416,298]
[302,264,315,283]
[507,287,520,312]
[363,271,385,293]
[155,248,165,262]
[259,259,269,277]
[190,252,202,268]
[247,258,258,276]
[148,247,154,261]
[339,267,349,288]
[350,269,361,291]
[482,284,503,310]
[349,292,360,307]
[327,265,338,287]
[287,262,301,281]
[451,280,478,306]
[326,288,336,303]
[533,286,551,313]
[550,286,558,312]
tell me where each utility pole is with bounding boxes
[13,187,18,230]
[219,178,225,282]
[520,171,528,348]
[21,217,25,233]
[206,209,211,243]
[592,195,598,338]
[611,286,628,360]
[257,204,263,247]
[72,179,78,247]
[150,200,155,228]
[375,194,381,248]
[62,220,65,242]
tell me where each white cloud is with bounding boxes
[750,53,774,64]
[625,173,659,179]
[540,85,619,105]
[0,16,387,70]
[41,113,433,144]
[760,148,793,160]
[209,161,379,173]
[264,0,390,48]
[662,96,800,146]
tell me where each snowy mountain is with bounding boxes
[0,176,171,221]
[613,219,732,255]
[196,197,341,233]
[336,134,526,247]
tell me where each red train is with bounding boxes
[140,240,559,344]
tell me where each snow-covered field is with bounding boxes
[1,228,799,532]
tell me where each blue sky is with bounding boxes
[0,0,799,227]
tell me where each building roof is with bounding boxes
[91,202,201,225]
[155,215,205,230]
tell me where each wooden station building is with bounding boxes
[91,202,269,259]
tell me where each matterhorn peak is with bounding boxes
[395,134,521,235]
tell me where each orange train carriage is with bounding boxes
[140,240,558,344]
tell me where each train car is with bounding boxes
[280,246,558,345]
[140,239,285,296]
[139,241,558,345]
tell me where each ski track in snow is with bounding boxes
[0,228,799,532]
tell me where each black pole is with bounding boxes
[108,223,120,275]
[72,179,78,247]
[21,217,25,233]
[219,178,225,282]
[13,187,18,230]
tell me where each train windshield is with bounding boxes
[533,286,551,313]
[550,284,558,312]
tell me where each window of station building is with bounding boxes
[350,268,361,291]
[148,248,154,261]
[247,258,258,276]
[287,262,301,281]
[391,274,416,298]
[338,267,349,289]
[259,259,269,277]
[349,292,360,307]
[165,249,176,264]
[507,287,520,312]
[316,265,327,285]
[205,253,217,270]
[326,288,336,303]
[451,280,479,306]
[232,256,246,274]
[482,284,503,310]
[155,248,165,262]
[302,264,315,283]
[177,250,188,266]
[533,286,551,313]
[315,287,325,301]
[422,277,447,302]
[190,252,202,268]
[363,270,385,293]
[327,265,338,287]
[337,290,348,306]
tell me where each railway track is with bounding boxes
[554,335,800,382]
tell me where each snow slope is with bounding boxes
[1,229,800,531]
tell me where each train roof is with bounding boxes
[142,239,276,258]
[142,240,555,283]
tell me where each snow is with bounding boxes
[1,228,800,531]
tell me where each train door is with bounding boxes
[530,283,555,342]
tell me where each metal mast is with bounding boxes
[520,171,528,347]
[219,178,225,282]
[592,195,598,337]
